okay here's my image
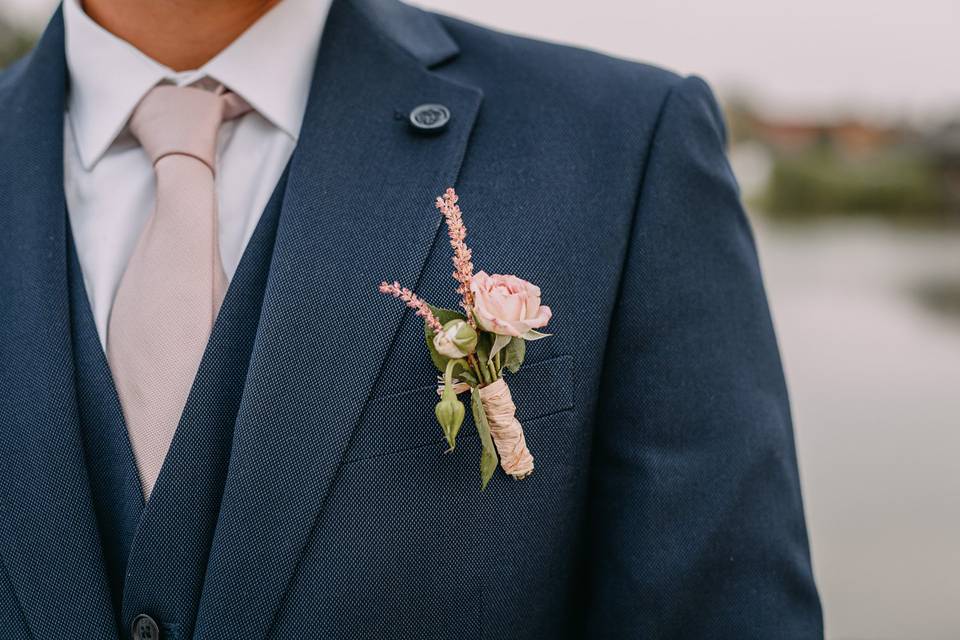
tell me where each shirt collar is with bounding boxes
[64,0,331,170]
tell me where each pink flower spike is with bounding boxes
[378,281,444,334]
[435,188,476,323]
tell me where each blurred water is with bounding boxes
[754,218,960,640]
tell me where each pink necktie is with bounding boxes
[107,84,250,499]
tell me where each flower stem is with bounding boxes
[473,353,497,386]
[444,358,466,392]
[480,357,496,385]
[467,353,487,386]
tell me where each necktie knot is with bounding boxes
[129,84,250,170]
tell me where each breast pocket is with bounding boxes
[344,355,575,463]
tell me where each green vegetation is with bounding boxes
[763,145,949,222]
[913,278,960,321]
[0,19,35,69]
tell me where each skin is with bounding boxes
[82,0,283,71]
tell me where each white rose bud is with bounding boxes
[432,319,478,359]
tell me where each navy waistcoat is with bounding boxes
[69,167,288,638]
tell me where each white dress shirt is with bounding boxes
[63,0,332,347]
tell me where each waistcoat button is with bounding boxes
[131,613,160,640]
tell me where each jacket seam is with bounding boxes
[590,75,684,407]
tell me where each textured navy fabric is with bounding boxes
[0,1,822,638]
[69,166,288,637]
[69,237,145,626]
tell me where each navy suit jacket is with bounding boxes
[0,0,822,638]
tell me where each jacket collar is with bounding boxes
[350,0,460,67]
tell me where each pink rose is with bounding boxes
[470,271,552,338]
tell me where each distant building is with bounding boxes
[725,101,957,217]
[739,113,904,157]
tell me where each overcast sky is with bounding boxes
[5,0,957,123]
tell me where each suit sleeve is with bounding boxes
[583,76,823,639]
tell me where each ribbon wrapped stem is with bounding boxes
[478,378,534,479]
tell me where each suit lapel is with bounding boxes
[0,9,117,639]
[195,0,482,637]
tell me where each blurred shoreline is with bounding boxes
[728,103,960,228]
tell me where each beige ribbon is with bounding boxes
[479,378,534,479]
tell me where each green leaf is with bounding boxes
[471,388,499,490]
[501,336,526,373]
[474,330,492,361]
[423,304,468,373]
[452,365,478,387]
[457,368,478,386]
[488,333,511,363]
[429,304,467,326]
[521,328,551,341]
[471,331,500,385]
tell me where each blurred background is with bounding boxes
[2,1,958,638]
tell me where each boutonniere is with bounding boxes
[379,188,553,488]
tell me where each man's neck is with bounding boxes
[81,0,283,71]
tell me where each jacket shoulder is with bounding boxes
[0,53,33,104]
[436,14,685,130]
